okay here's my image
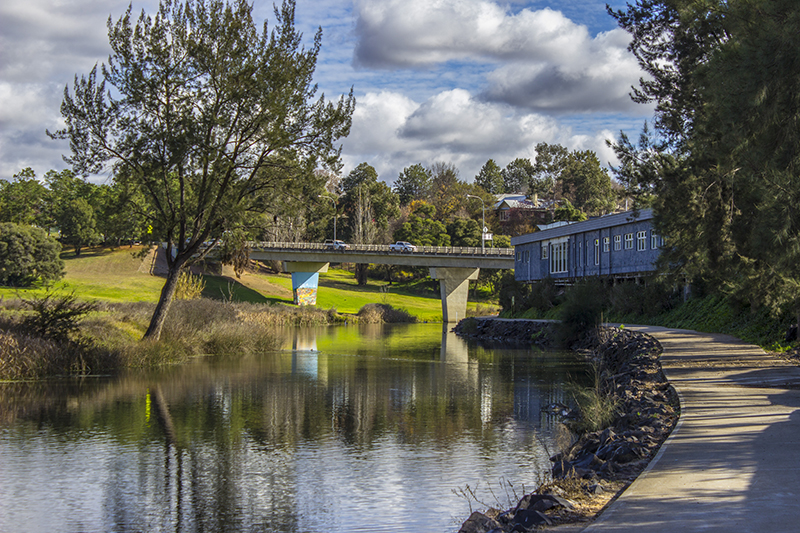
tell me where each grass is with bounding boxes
[0,245,498,323]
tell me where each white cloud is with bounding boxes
[353,0,590,67]
[352,0,646,114]
[341,88,589,183]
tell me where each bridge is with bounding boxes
[244,242,515,322]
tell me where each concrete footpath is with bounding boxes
[581,326,800,533]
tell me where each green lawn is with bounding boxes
[0,246,498,322]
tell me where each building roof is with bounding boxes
[510,209,653,246]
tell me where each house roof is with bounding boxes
[510,209,654,246]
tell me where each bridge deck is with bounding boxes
[246,242,515,269]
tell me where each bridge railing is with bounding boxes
[248,241,514,256]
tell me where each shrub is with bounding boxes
[357,303,417,323]
[174,271,206,300]
[557,280,609,347]
[20,289,97,342]
[0,223,64,286]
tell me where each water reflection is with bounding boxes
[0,323,589,533]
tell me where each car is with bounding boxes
[389,241,417,253]
[323,239,349,251]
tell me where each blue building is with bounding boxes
[511,209,662,283]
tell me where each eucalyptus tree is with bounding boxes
[49,0,354,339]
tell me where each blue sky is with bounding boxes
[0,0,652,186]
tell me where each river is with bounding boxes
[0,323,590,533]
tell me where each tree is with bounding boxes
[393,164,430,207]
[501,158,535,195]
[553,199,587,222]
[447,218,481,247]
[0,169,49,227]
[530,143,569,199]
[49,0,354,339]
[0,223,64,286]
[474,159,503,194]
[58,198,101,256]
[393,203,450,247]
[427,162,468,220]
[610,0,800,328]
[561,150,615,216]
[341,162,399,284]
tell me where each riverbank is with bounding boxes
[453,318,679,531]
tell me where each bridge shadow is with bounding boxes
[200,275,279,304]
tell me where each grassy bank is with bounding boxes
[503,278,795,352]
[0,245,498,322]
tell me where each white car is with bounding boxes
[389,241,417,253]
[324,239,349,251]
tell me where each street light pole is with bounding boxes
[318,195,337,241]
[466,194,485,254]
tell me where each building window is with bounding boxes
[614,234,621,251]
[594,239,600,265]
[637,231,647,251]
[541,243,548,260]
[499,209,510,221]
[624,233,634,250]
[651,232,661,249]
[524,250,530,263]
[550,242,568,273]
[603,236,610,253]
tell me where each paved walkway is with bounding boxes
[581,326,800,533]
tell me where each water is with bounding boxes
[0,323,589,533]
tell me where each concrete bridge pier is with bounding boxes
[430,267,479,323]
[283,261,329,305]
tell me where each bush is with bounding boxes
[557,280,609,347]
[357,303,417,323]
[174,271,206,300]
[0,223,64,286]
[20,289,97,342]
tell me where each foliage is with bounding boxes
[556,280,608,347]
[20,289,98,343]
[530,142,568,197]
[502,158,535,194]
[474,159,503,194]
[341,162,399,244]
[174,271,206,300]
[561,150,615,215]
[0,168,49,226]
[393,164,431,207]
[553,199,587,222]
[427,162,468,220]
[394,211,450,246]
[0,223,64,286]
[609,0,800,327]
[447,217,481,247]
[357,303,417,323]
[58,198,101,256]
[49,0,354,339]
[217,229,250,277]
[569,365,620,433]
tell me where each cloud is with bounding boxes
[340,88,622,184]
[352,0,645,114]
[353,0,589,67]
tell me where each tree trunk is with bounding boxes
[355,263,368,286]
[143,263,183,340]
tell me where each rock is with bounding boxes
[458,511,503,533]
[512,508,552,528]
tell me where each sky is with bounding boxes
[0,0,653,187]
